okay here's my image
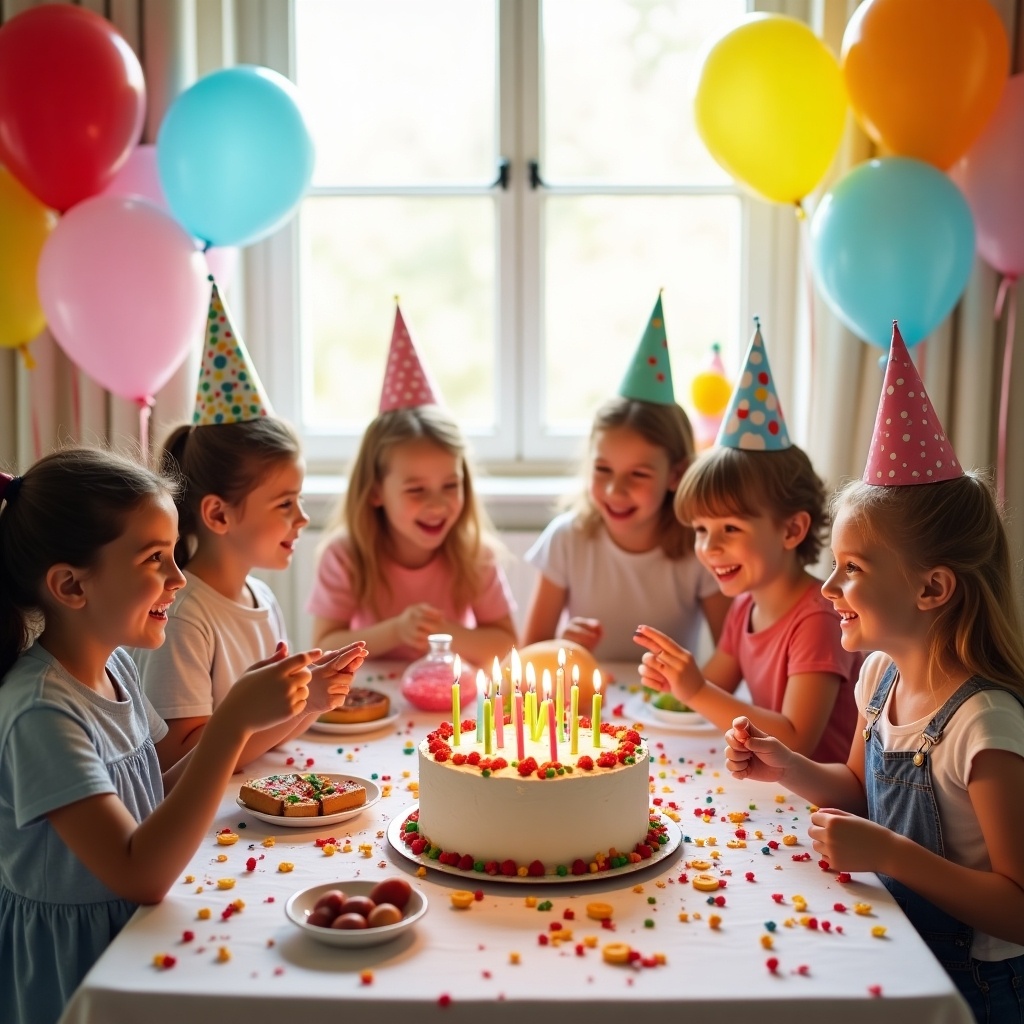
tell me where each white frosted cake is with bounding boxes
[398,719,664,877]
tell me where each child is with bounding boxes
[725,323,1024,1021]
[523,294,729,662]
[0,449,321,1024]
[134,280,367,770]
[308,302,517,667]
[634,319,861,759]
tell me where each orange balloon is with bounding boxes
[842,0,1009,169]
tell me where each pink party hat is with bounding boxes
[193,277,273,426]
[863,321,961,485]
[378,301,442,413]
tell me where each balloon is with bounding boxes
[0,168,56,350]
[157,66,316,248]
[694,14,847,205]
[842,0,1008,170]
[810,158,975,348]
[37,196,209,402]
[0,5,145,212]
[951,74,1024,277]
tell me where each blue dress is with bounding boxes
[0,644,167,1024]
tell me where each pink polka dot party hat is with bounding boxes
[193,276,273,426]
[617,291,676,406]
[378,300,442,413]
[716,317,791,451]
[863,321,961,485]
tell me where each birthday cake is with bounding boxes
[400,718,662,877]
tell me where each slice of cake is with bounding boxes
[239,774,301,816]
[318,778,366,815]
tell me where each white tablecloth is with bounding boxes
[60,663,973,1024]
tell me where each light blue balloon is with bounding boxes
[157,65,315,248]
[810,157,975,347]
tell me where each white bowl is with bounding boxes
[285,879,427,948]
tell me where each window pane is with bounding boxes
[295,0,496,185]
[542,0,747,183]
[543,194,741,427]
[300,196,496,432]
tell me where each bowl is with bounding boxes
[285,879,428,947]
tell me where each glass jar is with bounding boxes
[401,633,465,713]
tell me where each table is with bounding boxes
[60,663,973,1024]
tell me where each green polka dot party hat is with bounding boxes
[193,276,273,426]
[616,292,676,406]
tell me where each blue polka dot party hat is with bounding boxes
[715,317,791,451]
[616,292,676,406]
[193,276,273,426]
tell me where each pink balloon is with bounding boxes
[37,195,209,401]
[952,74,1024,276]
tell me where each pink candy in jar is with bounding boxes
[401,634,467,712]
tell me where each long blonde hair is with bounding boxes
[833,473,1024,697]
[326,406,496,615]
[569,396,697,559]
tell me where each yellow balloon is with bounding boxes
[0,167,55,350]
[694,14,847,205]
[690,370,732,417]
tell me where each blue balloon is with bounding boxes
[810,157,975,347]
[157,66,315,248]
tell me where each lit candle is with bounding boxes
[556,648,566,742]
[495,682,505,748]
[452,654,462,747]
[547,681,558,763]
[514,684,525,761]
[483,695,493,756]
[475,669,486,741]
[539,669,553,741]
[592,669,603,749]
[525,663,537,739]
[491,656,503,720]
[570,668,580,756]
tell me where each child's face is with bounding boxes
[589,426,681,553]
[691,511,800,596]
[228,456,310,572]
[373,438,465,567]
[79,491,185,651]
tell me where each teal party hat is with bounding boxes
[616,292,675,405]
[715,318,791,451]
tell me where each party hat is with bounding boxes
[378,301,442,413]
[617,292,675,405]
[716,318,790,451]
[193,277,273,426]
[863,321,961,485]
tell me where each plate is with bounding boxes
[625,693,719,734]
[285,879,428,948]
[386,804,682,884]
[236,774,381,827]
[307,710,401,736]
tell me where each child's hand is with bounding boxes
[724,715,792,783]
[305,641,368,715]
[221,641,314,731]
[808,808,892,873]
[561,617,603,650]
[633,625,704,701]
[395,603,444,653]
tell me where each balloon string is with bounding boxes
[995,275,1018,508]
[137,397,155,467]
[796,203,817,431]
[17,344,36,372]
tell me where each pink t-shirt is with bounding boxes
[307,537,515,662]
[719,583,862,763]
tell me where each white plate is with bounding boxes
[387,804,682,884]
[307,711,401,736]
[285,879,428,947]
[236,774,381,827]
[625,693,719,734]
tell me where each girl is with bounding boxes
[0,450,320,1024]
[726,327,1024,1021]
[634,321,860,759]
[309,404,517,666]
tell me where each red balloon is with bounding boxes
[0,5,145,212]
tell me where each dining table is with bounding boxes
[60,661,973,1024]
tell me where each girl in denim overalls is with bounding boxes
[724,324,1024,1023]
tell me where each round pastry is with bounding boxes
[319,687,390,724]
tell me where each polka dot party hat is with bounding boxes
[193,277,273,426]
[379,301,442,413]
[617,292,676,406]
[716,317,791,451]
[863,321,961,486]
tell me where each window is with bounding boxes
[248,0,779,473]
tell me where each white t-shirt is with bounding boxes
[856,650,1024,961]
[525,511,720,662]
[134,571,288,720]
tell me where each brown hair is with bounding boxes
[0,448,175,680]
[833,473,1024,697]
[160,417,302,568]
[570,397,698,559]
[675,445,828,565]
